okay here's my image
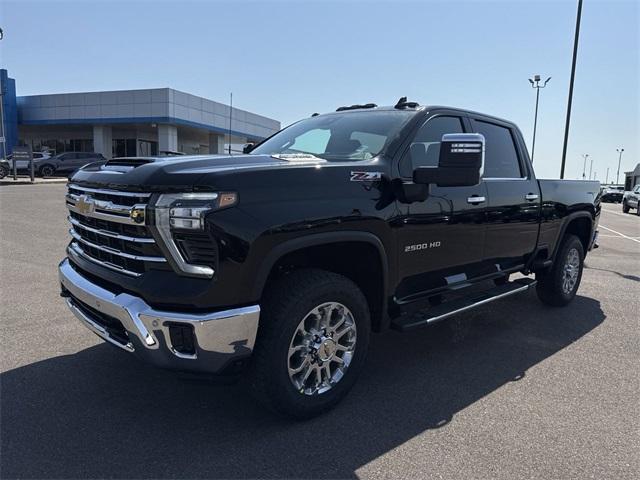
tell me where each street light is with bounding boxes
[589,156,594,180]
[528,75,551,163]
[581,153,589,179]
[616,148,624,185]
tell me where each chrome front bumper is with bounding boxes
[58,258,260,374]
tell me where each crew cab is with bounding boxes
[58,99,600,418]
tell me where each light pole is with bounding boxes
[616,148,624,185]
[560,0,584,179]
[528,75,551,163]
[581,153,589,179]
[589,156,594,180]
[605,167,609,184]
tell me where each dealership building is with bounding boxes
[0,69,280,159]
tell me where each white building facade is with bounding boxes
[17,88,280,158]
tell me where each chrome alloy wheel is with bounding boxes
[287,302,357,395]
[562,247,580,294]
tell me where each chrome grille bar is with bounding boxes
[68,216,155,244]
[69,230,166,262]
[68,243,142,277]
[65,193,145,225]
[67,184,152,198]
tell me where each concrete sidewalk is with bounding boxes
[0,176,68,186]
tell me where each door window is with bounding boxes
[400,116,464,177]
[471,120,522,178]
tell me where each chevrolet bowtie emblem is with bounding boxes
[76,195,95,215]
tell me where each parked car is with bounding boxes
[622,184,640,215]
[58,100,600,418]
[601,185,625,203]
[0,158,10,179]
[35,152,105,177]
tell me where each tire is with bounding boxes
[535,234,584,307]
[0,166,7,179]
[39,164,55,177]
[247,269,371,419]
[622,201,630,213]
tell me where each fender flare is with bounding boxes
[251,231,389,315]
[551,211,594,261]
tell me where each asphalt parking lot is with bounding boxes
[1,184,638,479]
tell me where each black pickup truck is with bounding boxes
[59,99,600,418]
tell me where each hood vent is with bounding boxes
[106,157,155,168]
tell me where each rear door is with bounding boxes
[470,117,541,271]
[395,112,489,300]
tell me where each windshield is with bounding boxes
[251,110,415,161]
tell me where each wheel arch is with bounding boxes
[253,232,390,332]
[553,212,593,261]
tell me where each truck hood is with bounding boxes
[70,154,327,191]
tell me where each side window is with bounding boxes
[471,120,522,178]
[400,116,464,177]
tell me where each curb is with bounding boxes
[0,178,68,186]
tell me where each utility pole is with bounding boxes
[616,148,624,185]
[528,75,551,163]
[560,0,583,179]
[581,153,589,179]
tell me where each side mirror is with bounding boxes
[413,133,484,187]
[242,143,255,154]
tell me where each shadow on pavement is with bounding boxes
[1,293,604,479]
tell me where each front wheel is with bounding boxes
[536,234,584,307]
[622,201,630,213]
[247,269,371,419]
[0,165,7,179]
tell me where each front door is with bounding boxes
[470,117,541,271]
[395,113,488,301]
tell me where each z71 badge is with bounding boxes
[350,171,383,182]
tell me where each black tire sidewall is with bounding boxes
[40,165,55,177]
[257,271,371,418]
[548,235,585,304]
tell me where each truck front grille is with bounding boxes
[65,184,167,277]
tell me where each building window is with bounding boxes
[112,139,137,157]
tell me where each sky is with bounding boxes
[1,0,638,181]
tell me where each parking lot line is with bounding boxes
[599,207,634,218]
[599,225,640,244]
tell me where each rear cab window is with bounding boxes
[471,119,523,179]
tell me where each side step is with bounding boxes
[391,277,537,332]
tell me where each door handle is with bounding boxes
[467,196,486,205]
[525,193,539,201]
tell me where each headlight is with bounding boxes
[151,192,237,278]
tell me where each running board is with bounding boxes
[391,278,537,332]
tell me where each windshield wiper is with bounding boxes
[336,103,377,112]
[271,153,325,161]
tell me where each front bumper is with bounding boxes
[58,258,260,374]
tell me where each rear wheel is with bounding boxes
[0,165,8,179]
[248,269,371,419]
[39,164,55,177]
[536,234,584,307]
